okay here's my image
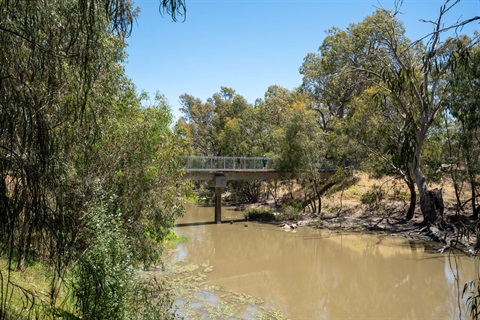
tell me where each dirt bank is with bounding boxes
[238,173,478,254]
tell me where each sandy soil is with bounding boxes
[239,172,479,254]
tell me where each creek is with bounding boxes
[172,204,477,319]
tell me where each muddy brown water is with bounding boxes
[174,204,477,319]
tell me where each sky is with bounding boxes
[124,0,480,120]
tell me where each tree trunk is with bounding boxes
[317,195,322,216]
[311,196,317,213]
[471,180,478,219]
[16,211,31,272]
[270,181,279,206]
[406,178,416,221]
[414,167,444,224]
[312,175,322,215]
[16,185,32,272]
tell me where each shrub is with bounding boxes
[72,200,134,319]
[360,185,384,209]
[244,208,276,221]
[129,277,176,320]
[164,230,188,244]
[278,204,301,221]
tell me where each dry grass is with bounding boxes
[279,171,475,219]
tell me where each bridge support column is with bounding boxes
[214,175,227,224]
[214,187,222,224]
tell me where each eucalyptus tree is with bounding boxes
[446,35,480,218]
[216,86,296,203]
[286,100,330,213]
[211,87,248,132]
[301,1,479,223]
[218,85,297,160]
[301,9,418,219]
[257,88,331,212]
[179,87,249,156]
[300,26,369,132]
[253,85,296,156]
[261,85,294,126]
[346,85,420,219]
[217,105,269,157]
[360,1,480,224]
[178,93,217,155]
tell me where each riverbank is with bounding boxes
[238,172,478,254]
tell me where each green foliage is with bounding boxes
[164,230,188,244]
[0,0,136,316]
[277,199,303,221]
[0,1,189,317]
[71,187,180,319]
[362,154,393,178]
[72,195,134,319]
[179,87,249,156]
[128,277,176,320]
[278,206,301,221]
[87,91,188,266]
[244,208,276,221]
[360,185,384,208]
[283,199,304,212]
[228,180,262,203]
[445,35,480,216]
[197,186,215,205]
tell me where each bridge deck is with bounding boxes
[182,156,275,171]
[185,169,294,181]
[182,156,334,181]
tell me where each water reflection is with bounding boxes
[174,204,475,319]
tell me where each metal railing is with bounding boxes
[181,156,275,171]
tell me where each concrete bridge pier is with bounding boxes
[214,175,227,224]
[214,187,222,223]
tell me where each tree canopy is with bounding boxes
[1,0,188,318]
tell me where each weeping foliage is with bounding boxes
[0,0,128,289]
[0,0,188,318]
[159,0,186,22]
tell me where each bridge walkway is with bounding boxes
[181,156,334,223]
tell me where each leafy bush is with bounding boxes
[129,277,176,320]
[72,198,134,319]
[164,230,188,244]
[284,199,303,211]
[71,193,177,320]
[197,187,214,205]
[278,204,301,221]
[360,185,384,208]
[244,208,276,221]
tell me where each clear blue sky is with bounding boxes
[124,0,480,120]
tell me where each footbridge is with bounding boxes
[182,156,334,223]
[183,156,292,181]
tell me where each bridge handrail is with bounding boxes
[181,156,275,171]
